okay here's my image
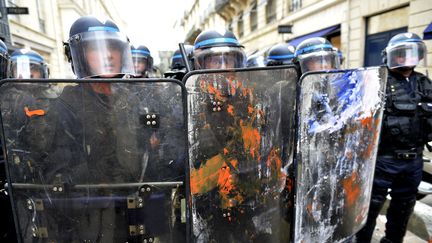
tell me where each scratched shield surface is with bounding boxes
[0,79,187,243]
[185,67,298,243]
[295,67,387,243]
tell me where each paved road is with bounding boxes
[371,195,432,243]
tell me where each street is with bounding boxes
[371,195,432,242]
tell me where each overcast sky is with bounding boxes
[112,0,194,63]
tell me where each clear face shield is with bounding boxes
[194,46,246,70]
[69,30,134,78]
[132,53,152,77]
[386,42,427,70]
[298,50,340,73]
[247,55,266,67]
[9,56,48,79]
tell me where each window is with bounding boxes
[250,1,257,31]
[237,12,244,38]
[288,0,302,12]
[36,0,46,33]
[266,0,276,24]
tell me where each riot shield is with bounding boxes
[0,79,187,243]
[295,67,387,242]
[185,66,299,242]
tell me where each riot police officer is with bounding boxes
[293,37,340,73]
[246,53,266,67]
[40,16,135,242]
[193,29,246,69]
[64,16,134,79]
[9,49,48,79]
[131,45,153,78]
[164,45,193,81]
[170,45,193,71]
[266,43,296,66]
[356,32,431,243]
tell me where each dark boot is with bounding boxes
[383,197,416,243]
[355,197,386,243]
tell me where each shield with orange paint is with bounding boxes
[0,79,187,243]
[184,66,298,242]
[294,67,387,242]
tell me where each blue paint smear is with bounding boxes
[307,70,366,134]
[333,71,356,112]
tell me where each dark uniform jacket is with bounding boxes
[378,70,432,156]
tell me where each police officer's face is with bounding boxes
[30,64,42,78]
[203,54,236,69]
[133,57,147,74]
[86,43,122,78]
[305,56,335,72]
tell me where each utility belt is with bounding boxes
[378,147,422,160]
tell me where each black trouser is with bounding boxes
[355,155,422,243]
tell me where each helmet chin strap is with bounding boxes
[392,66,415,77]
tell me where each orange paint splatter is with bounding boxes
[227,105,234,116]
[307,203,313,214]
[364,118,381,158]
[228,78,236,96]
[266,149,284,182]
[241,124,261,159]
[342,171,361,207]
[24,107,45,117]
[247,105,254,114]
[190,154,225,194]
[90,83,111,95]
[217,159,237,195]
[207,83,223,100]
[286,177,294,193]
[360,115,373,131]
[150,132,159,148]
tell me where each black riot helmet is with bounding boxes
[294,37,340,73]
[0,39,8,80]
[193,29,246,69]
[9,49,49,79]
[131,45,153,77]
[266,43,296,66]
[64,16,134,78]
[171,45,193,70]
[383,32,427,70]
[246,54,266,67]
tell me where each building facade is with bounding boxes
[180,0,432,73]
[6,0,127,78]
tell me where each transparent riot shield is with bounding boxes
[0,79,187,243]
[184,66,299,242]
[295,67,387,242]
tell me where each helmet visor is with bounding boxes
[386,42,427,69]
[298,50,340,73]
[9,56,48,79]
[194,46,246,70]
[247,55,266,67]
[132,56,150,76]
[69,30,134,78]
